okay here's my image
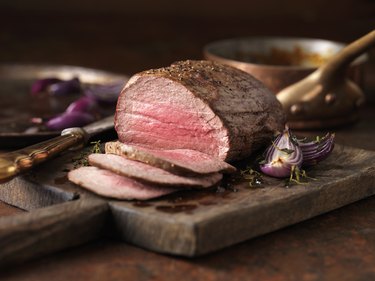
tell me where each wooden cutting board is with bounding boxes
[1,144,375,266]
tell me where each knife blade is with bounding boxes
[0,115,115,183]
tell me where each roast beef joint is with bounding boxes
[115,60,285,161]
[68,60,286,200]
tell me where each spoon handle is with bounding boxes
[320,29,375,80]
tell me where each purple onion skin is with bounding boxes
[84,81,125,103]
[48,77,81,96]
[259,129,335,178]
[33,78,123,130]
[298,133,335,167]
[46,111,95,131]
[31,78,62,95]
[66,96,98,114]
[260,162,295,178]
[259,128,303,178]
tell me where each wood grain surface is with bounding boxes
[0,197,108,267]
[0,202,23,217]
[109,145,375,256]
[1,144,374,259]
[3,195,375,281]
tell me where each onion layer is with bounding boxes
[31,78,62,95]
[259,128,335,178]
[46,111,95,131]
[298,133,335,167]
[260,128,303,178]
[31,77,127,130]
[48,78,81,96]
[66,96,98,114]
[84,81,125,103]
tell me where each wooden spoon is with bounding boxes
[277,30,375,129]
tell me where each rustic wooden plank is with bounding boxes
[0,148,111,266]
[1,145,374,258]
[108,145,375,256]
[0,201,23,217]
[0,147,96,211]
[0,197,109,267]
[0,176,78,211]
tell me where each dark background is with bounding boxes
[0,0,374,75]
[1,2,375,279]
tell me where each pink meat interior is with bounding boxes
[68,166,176,200]
[129,144,235,174]
[115,76,229,159]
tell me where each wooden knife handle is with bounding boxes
[0,128,87,183]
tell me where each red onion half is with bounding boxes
[46,96,99,130]
[260,128,303,178]
[31,78,62,95]
[31,77,125,131]
[84,81,125,103]
[48,77,81,96]
[298,133,335,167]
[259,128,335,179]
[46,111,95,131]
[66,96,98,114]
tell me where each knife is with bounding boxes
[0,115,115,183]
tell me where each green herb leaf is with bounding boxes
[240,167,264,188]
[284,166,316,187]
[90,140,102,154]
[72,140,102,168]
[280,148,295,154]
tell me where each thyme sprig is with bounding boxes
[284,165,316,187]
[91,140,102,154]
[240,168,264,188]
[72,140,102,168]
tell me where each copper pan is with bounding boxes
[203,37,367,96]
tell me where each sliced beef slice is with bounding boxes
[105,141,236,175]
[88,153,222,188]
[115,60,285,162]
[68,166,178,200]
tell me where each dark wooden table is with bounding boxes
[0,7,375,280]
[3,195,375,281]
[1,103,375,281]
